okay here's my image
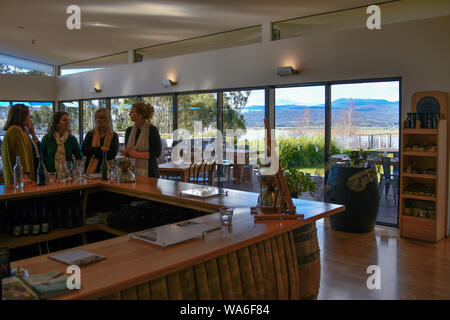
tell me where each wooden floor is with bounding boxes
[317,218,450,300]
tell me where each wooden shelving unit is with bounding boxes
[400,91,448,242]
[0,188,124,253]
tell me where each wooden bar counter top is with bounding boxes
[4,177,345,300]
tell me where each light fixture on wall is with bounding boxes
[161,78,177,88]
[277,66,298,77]
[89,86,102,94]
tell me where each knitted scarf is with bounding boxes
[54,131,68,178]
[126,121,150,177]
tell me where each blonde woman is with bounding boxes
[82,108,118,174]
[121,102,161,178]
[1,104,35,185]
[41,111,83,177]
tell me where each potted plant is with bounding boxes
[283,167,316,198]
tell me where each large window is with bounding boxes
[12,102,53,140]
[142,96,173,147]
[63,101,81,142]
[82,99,107,140]
[275,86,326,200]
[223,89,266,159]
[330,80,400,226]
[110,97,138,145]
[178,93,217,137]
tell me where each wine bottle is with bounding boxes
[74,193,83,227]
[41,199,49,234]
[55,197,64,228]
[47,198,54,231]
[65,195,74,229]
[36,157,47,186]
[10,202,22,237]
[427,112,432,129]
[101,151,108,181]
[22,203,31,236]
[31,201,41,236]
[13,156,24,190]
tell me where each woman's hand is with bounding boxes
[101,146,109,152]
[127,149,139,158]
[25,121,38,140]
[120,149,130,157]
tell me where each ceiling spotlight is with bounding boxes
[277,66,298,77]
[161,79,177,88]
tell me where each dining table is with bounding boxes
[329,153,399,175]
[158,162,191,182]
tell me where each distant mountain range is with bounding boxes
[242,98,399,127]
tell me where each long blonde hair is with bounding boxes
[95,108,113,134]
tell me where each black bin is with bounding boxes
[325,165,379,233]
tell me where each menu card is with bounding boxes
[49,249,105,266]
[130,221,219,247]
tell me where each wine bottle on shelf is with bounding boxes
[74,192,83,227]
[36,156,47,186]
[31,201,41,236]
[101,151,108,181]
[13,156,24,190]
[22,203,31,236]
[427,112,433,129]
[41,199,50,234]
[47,198,54,232]
[56,198,64,228]
[9,202,22,237]
[65,195,74,229]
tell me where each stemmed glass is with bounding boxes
[75,160,86,183]
[63,160,74,182]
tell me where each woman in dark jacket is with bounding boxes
[82,108,119,174]
[40,111,83,177]
[121,102,161,178]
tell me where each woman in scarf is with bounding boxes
[121,102,162,178]
[1,104,36,185]
[82,108,118,174]
[41,111,83,178]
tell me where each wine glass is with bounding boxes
[57,160,66,181]
[75,160,86,183]
[64,160,74,182]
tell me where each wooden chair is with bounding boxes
[187,160,204,184]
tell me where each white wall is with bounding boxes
[57,15,450,118]
[0,74,56,101]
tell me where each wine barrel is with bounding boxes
[292,223,320,300]
[326,165,379,233]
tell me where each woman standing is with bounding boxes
[1,104,35,185]
[121,102,162,178]
[41,111,83,177]
[82,108,119,174]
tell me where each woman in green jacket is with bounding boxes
[41,111,83,178]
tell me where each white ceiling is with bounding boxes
[0,0,389,66]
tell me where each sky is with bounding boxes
[245,81,400,107]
